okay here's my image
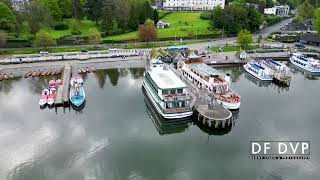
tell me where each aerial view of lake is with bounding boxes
[0,66,319,180]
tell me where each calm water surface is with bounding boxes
[0,66,320,180]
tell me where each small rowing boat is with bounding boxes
[81,68,87,73]
[91,66,96,72]
[9,73,14,79]
[51,69,56,76]
[3,74,8,80]
[78,68,82,74]
[32,71,37,77]
[0,74,3,81]
[36,70,41,77]
[86,67,91,73]
[46,70,51,76]
[41,70,47,76]
[25,71,32,78]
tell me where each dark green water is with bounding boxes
[0,66,319,180]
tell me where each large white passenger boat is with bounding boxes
[142,59,193,119]
[243,62,273,81]
[178,62,241,110]
[290,53,320,73]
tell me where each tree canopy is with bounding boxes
[87,27,102,46]
[0,2,16,32]
[138,19,157,43]
[237,29,253,50]
[33,29,56,49]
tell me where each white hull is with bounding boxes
[290,58,320,73]
[142,80,193,119]
[39,100,47,106]
[218,100,241,110]
[243,64,273,81]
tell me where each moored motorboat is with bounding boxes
[69,76,86,107]
[179,62,241,110]
[39,89,49,106]
[143,59,194,119]
[290,52,320,73]
[243,62,273,81]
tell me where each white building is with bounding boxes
[159,0,225,10]
[264,5,290,17]
[11,0,29,11]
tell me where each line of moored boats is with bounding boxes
[243,52,320,84]
[39,79,62,107]
[77,66,96,74]
[25,68,63,78]
[0,73,15,81]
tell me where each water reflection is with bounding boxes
[288,63,320,80]
[143,88,191,135]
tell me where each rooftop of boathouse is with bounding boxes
[188,63,221,77]
[148,69,187,89]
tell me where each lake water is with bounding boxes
[0,65,319,180]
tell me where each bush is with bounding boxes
[265,15,282,25]
[200,11,211,20]
[71,30,81,35]
[54,22,69,30]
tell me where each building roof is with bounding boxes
[149,68,186,89]
[189,63,221,76]
[167,45,188,50]
[301,33,320,43]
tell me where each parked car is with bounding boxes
[295,43,305,49]
[80,49,88,53]
[40,50,49,54]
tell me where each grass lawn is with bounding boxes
[48,18,97,39]
[104,11,221,41]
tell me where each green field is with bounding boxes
[104,11,221,41]
[48,18,97,39]
[210,45,258,52]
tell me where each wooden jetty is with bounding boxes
[55,64,71,106]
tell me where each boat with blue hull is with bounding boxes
[290,53,320,73]
[243,62,273,81]
[69,77,85,107]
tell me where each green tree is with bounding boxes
[0,31,7,48]
[247,8,263,32]
[257,35,262,47]
[33,29,56,50]
[72,0,84,20]
[26,1,53,34]
[58,0,72,18]
[85,0,103,25]
[237,29,253,50]
[0,2,16,31]
[153,9,159,24]
[314,8,320,33]
[101,0,115,34]
[39,0,63,21]
[138,19,157,44]
[87,28,102,47]
[297,0,315,20]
